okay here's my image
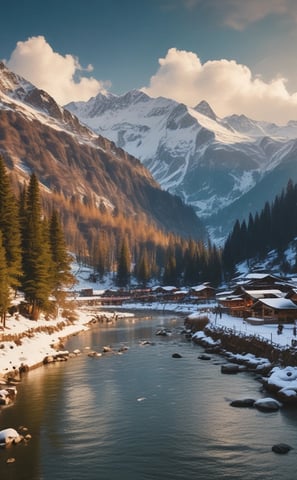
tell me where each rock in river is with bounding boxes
[230,398,255,408]
[272,443,293,454]
[254,397,282,412]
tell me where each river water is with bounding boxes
[1,312,297,480]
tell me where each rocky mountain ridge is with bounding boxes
[0,62,205,242]
[66,90,297,241]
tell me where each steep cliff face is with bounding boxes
[0,62,206,240]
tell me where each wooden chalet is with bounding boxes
[172,290,188,302]
[189,284,216,301]
[151,286,178,301]
[217,278,292,319]
[239,273,291,293]
[216,293,248,317]
[250,298,297,323]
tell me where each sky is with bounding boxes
[2,0,297,123]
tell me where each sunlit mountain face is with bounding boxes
[0,62,206,243]
[66,90,297,242]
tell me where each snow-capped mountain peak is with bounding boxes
[66,88,297,241]
[194,100,217,121]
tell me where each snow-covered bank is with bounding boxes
[0,300,195,379]
[0,300,294,377]
[1,297,297,403]
[0,307,128,378]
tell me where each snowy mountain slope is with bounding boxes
[0,62,206,240]
[66,90,297,240]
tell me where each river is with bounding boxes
[1,312,297,479]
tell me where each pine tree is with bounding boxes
[207,242,222,287]
[0,231,10,327]
[183,239,198,286]
[96,232,109,280]
[20,174,53,319]
[163,247,177,285]
[116,237,131,287]
[49,209,75,304]
[0,156,22,290]
[136,248,150,287]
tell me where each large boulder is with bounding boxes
[221,364,241,374]
[0,428,22,446]
[0,387,17,405]
[254,397,282,412]
[272,443,293,454]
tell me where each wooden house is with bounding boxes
[151,286,178,301]
[240,273,291,293]
[189,284,216,301]
[217,293,248,317]
[217,283,288,318]
[250,298,297,323]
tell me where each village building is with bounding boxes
[188,284,216,302]
[217,272,297,322]
[250,298,297,324]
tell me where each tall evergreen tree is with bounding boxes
[163,247,177,285]
[49,209,75,303]
[135,247,150,287]
[116,237,131,287]
[0,231,10,327]
[207,242,222,287]
[20,174,53,319]
[183,239,198,286]
[0,156,22,290]
[96,232,109,279]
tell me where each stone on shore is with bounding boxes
[221,364,241,374]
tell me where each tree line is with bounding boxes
[98,234,222,289]
[0,156,75,324]
[222,179,297,277]
[0,154,224,322]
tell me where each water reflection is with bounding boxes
[1,313,297,480]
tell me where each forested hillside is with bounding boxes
[0,157,74,321]
[222,179,297,277]
[0,156,223,310]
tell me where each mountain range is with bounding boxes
[66,90,297,242]
[0,62,206,245]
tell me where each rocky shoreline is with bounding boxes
[185,319,297,406]
[0,309,126,384]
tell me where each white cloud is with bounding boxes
[220,0,292,30]
[142,48,297,124]
[177,0,297,29]
[6,36,109,105]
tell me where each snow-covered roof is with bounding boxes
[216,290,233,297]
[190,284,214,292]
[155,286,177,292]
[218,295,243,302]
[244,289,285,299]
[255,298,297,310]
[243,273,282,281]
